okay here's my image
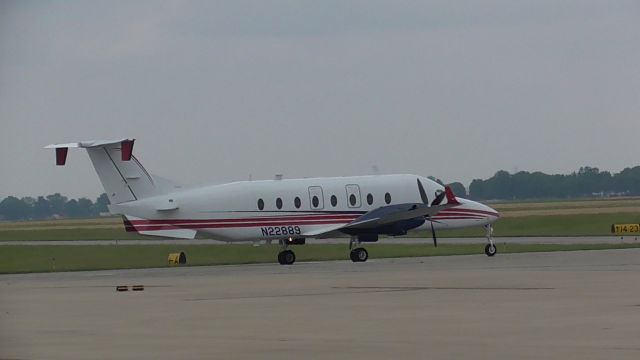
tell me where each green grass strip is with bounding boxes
[2,243,640,274]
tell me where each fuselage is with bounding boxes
[117,174,499,241]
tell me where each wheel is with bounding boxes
[350,248,368,262]
[484,243,497,257]
[278,250,296,265]
[349,250,358,262]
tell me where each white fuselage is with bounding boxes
[117,174,499,241]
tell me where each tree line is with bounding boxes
[0,193,110,221]
[469,166,640,200]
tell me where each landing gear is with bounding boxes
[349,236,369,262]
[350,247,369,262]
[484,224,497,257]
[277,249,296,265]
[277,239,296,265]
[484,243,497,256]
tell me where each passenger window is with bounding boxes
[257,198,264,210]
[385,192,391,204]
[367,193,373,205]
[312,196,319,208]
[331,195,337,207]
[294,197,301,209]
[276,197,283,209]
[349,194,357,206]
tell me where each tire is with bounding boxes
[484,243,497,257]
[281,250,295,265]
[356,248,368,262]
[350,250,358,262]
[350,248,368,262]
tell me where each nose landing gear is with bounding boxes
[484,224,497,257]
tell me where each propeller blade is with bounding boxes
[430,220,437,247]
[417,179,429,205]
[431,190,446,206]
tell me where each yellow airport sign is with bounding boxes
[611,224,640,234]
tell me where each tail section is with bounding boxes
[45,139,180,204]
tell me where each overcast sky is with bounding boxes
[1,0,639,199]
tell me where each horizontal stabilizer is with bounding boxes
[45,139,135,165]
[123,216,196,239]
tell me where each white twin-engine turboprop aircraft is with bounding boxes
[46,139,500,265]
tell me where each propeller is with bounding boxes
[417,178,438,247]
[417,178,429,204]
[431,190,446,206]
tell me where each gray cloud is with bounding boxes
[1,0,639,198]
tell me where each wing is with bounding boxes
[303,185,460,238]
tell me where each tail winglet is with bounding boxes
[444,186,460,205]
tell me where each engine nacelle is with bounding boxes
[357,234,379,242]
[378,217,426,236]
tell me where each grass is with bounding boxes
[0,228,150,241]
[2,243,640,274]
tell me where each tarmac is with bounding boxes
[2,249,640,359]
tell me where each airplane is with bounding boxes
[45,138,500,265]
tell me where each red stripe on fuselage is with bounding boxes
[439,208,499,217]
[126,219,354,232]
[127,214,359,225]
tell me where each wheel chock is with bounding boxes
[168,251,187,265]
[116,286,128,292]
[132,285,145,291]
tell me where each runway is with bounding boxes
[2,249,640,359]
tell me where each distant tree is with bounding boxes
[614,166,640,194]
[94,193,110,214]
[76,198,95,217]
[64,199,80,218]
[46,193,68,216]
[447,182,467,198]
[33,196,51,219]
[0,196,31,220]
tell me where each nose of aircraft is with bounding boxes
[459,198,500,225]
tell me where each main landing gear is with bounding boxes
[484,224,497,257]
[349,236,369,262]
[277,239,296,265]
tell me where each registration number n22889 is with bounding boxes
[261,226,301,237]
